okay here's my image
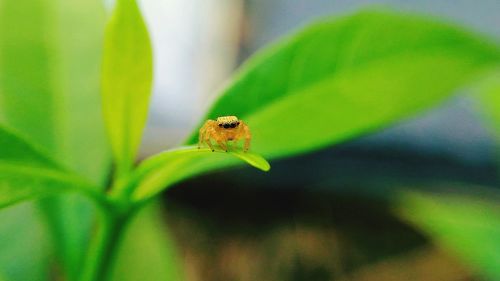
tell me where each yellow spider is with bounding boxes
[198,116,251,152]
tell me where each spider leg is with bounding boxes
[231,134,243,151]
[199,120,214,149]
[204,135,215,152]
[241,121,252,152]
[202,127,217,152]
[198,127,205,149]
[216,139,228,152]
[244,138,250,152]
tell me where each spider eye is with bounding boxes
[230,123,236,128]
[223,124,230,129]
[218,124,222,127]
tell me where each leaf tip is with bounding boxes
[230,151,271,172]
[260,159,271,172]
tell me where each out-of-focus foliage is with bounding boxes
[0,141,101,279]
[0,126,59,169]
[0,126,100,209]
[396,70,500,281]
[188,11,500,161]
[0,0,109,188]
[0,0,109,278]
[0,204,49,281]
[102,0,153,177]
[111,203,184,281]
[397,190,500,281]
[476,69,500,139]
[0,163,92,210]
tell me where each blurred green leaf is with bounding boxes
[0,165,96,209]
[0,126,59,169]
[0,0,55,151]
[126,146,269,202]
[102,0,153,177]
[0,126,104,281]
[397,190,500,281]
[475,69,500,139]
[0,204,51,281]
[111,202,184,281]
[188,10,500,160]
[0,0,109,186]
[0,126,99,209]
[54,0,110,184]
[44,2,109,280]
[0,0,109,280]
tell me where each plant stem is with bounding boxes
[80,206,130,281]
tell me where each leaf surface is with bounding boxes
[0,0,110,279]
[111,203,184,281]
[397,191,500,281]
[0,126,99,209]
[102,0,153,176]
[188,11,500,160]
[0,204,51,281]
[475,69,500,139]
[127,146,269,202]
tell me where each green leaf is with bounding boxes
[0,126,100,209]
[0,204,51,281]
[102,0,153,176]
[0,165,95,209]
[45,2,109,280]
[0,0,109,186]
[111,202,184,281]
[0,0,55,151]
[0,127,104,281]
[54,0,110,184]
[396,190,500,281]
[123,146,269,202]
[187,10,500,159]
[0,126,59,169]
[474,69,500,139]
[0,0,110,279]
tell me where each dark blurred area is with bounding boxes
[162,138,497,281]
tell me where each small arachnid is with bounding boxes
[198,116,251,152]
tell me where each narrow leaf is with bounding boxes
[124,146,269,202]
[396,190,500,281]
[187,10,500,160]
[102,0,153,176]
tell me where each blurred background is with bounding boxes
[136,0,500,280]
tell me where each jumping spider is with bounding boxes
[198,116,251,152]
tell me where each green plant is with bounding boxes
[0,0,499,280]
